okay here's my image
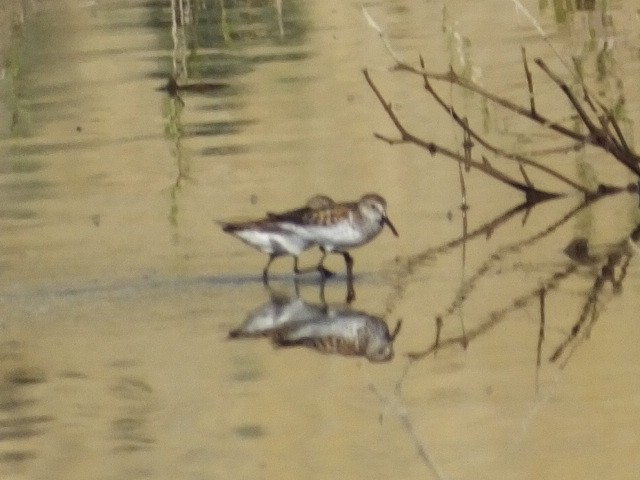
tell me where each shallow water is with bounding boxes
[1,0,640,479]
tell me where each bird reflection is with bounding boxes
[229,291,402,362]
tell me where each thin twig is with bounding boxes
[409,265,577,360]
[370,385,453,480]
[549,270,606,363]
[362,7,404,64]
[462,117,473,172]
[415,57,592,194]
[594,98,632,155]
[521,47,536,116]
[519,163,533,188]
[580,89,626,155]
[394,62,588,143]
[408,198,597,359]
[520,144,584,156]
[535,287,546,395]
[535,58,640,176]
[363,68,560,200]
[510,0,574,74]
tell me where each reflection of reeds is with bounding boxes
[174,0,288,43]
[162,94,190,231]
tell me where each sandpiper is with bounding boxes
[219,195,334,283]
[268,193,398,299]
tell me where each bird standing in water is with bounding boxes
[219,195,334,283]
[268,193,398,301]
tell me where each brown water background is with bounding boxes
[1,1,639,479]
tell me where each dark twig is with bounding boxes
[606,110,632,156]
[421,199,594,334]
[457,162,468,209]
[462,117,473,172]
[384,201,532,316]
[549,265,608,363]
[363,68,560,202]
[519,164,533,188]
[408,265,576,360]
[393,62,588,143]
[521,204,532,226]
[414,56,591,195]
[521,47,536,116]
[535,58,640,177]
[594,98,632,156]
[535,287,546,395]
[581,91,626,156]
[433,316,443,356]
[579,87,627,156]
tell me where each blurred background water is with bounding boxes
[0,1,639,479]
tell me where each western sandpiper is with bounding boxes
[219,195,334,283]
[268,193,398,300]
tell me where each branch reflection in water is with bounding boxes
[228,289,402,362]
[401,195,640,376]
[550,223,640,366]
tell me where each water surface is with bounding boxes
[1,1,639,479]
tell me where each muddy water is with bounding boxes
[1,1,640,479]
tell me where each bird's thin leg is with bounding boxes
[293,256,300,275]
[317,247,334,279]
[294,275,301,297]
[343,251,354,279]
[319,273,327,306]
[390,319,403,340]
[293,250,335,277]
[263,254,276,285]
[343,252,355,303]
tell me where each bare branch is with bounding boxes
[462,117,473,172]
[374,132,407,145]
[519,163,533,188]
[535,58,640,176]
[413,58,592,194]
[394,61,589,144]
[363,69,560,201]
[521,47,536,116]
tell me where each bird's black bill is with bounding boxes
[383,217,399,237]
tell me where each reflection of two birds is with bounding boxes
[228,290,402,362]
[221,193,401,361]
[218,193,399,302]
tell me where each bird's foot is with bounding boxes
[318,265,335,279]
